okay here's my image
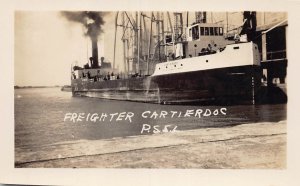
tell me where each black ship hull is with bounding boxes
[72,65,261,105]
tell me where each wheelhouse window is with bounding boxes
[192,25,199,40]
[219,27,223,35]
[209,27,214,36]
[214,27,219,36]
[204,27,209,35]
[200,27,204,36]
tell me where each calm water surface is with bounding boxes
[15,87,286,148]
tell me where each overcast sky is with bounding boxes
[15,11,117,86]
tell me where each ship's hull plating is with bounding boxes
[72,65,261,104]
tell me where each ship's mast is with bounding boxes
[157,12,161,61]
[147,12,153,75]
[137,12,141,74]
[113,11,180,76]
[113,11,119,70]
[139,12,143,60]
[174,12,183,41]
[226,12,229,33]
[186,12,189,27]
[122,12,127,74]
[167,12,175,55]
[161,13,166,58]
[113,11,138,75]
[141,13,147,63]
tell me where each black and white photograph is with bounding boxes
[14,10,287,168]
[1,0,300,185]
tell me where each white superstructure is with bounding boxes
[152,42,260,77]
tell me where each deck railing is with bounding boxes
[260,50,286,61]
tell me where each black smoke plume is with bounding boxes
[61,11,106,40]
[61,11,107,68]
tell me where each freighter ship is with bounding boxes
[71,11,262,104]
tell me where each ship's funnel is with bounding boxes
[60,11,106,68]
[91,38,99,68]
